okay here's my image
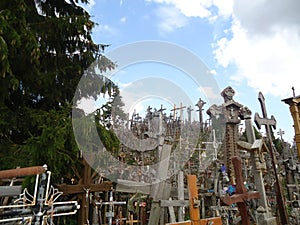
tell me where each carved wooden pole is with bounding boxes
[282,92,300,160]
[255,92,289,225]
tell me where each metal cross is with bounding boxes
[0,167,79,224]
[203,129,222,161]
[254,91,289,225]
[96,190,126,225]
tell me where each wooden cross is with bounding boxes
[186,106,194,124]
[221,156,260,225]
[158,171,188,223]
[171,103,186,120]
[57,159,112,225]
[195,98,206,131]
[254,91,289,225]
[167,175,222,225]
[126,214,140,225]
[277,128,285,141]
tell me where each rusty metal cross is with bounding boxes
[254,91,289,225]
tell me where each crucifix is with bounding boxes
[57,159,112,225]
[195,98,206,132]
[254,91,289,225]
[0,166,79,224]
[221,156,260,225]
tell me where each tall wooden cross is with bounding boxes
[195,98,206,132]
[238,107,271,215]
[186,106,194,124]
[254,91,289,225]
[171,103,186,120]
[221,156,260,225]
[57,159,112,225]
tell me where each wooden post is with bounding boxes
[187,175,200,223]
[0,166,47,179]
[221,156,260,225]
[282,94,300,160]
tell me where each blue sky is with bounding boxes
[79,0,300,144]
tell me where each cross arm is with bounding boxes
[254,113,276,130]
[221,192,260,205]
[57,182,112,195]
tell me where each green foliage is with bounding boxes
[0,0,115,184]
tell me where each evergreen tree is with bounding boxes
[0,0,114,182]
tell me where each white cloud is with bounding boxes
[120,17,127,24]
[146,0,300,97]
[147,0,233,19]
[94,24,118,37]
[213,0,300,97]
[156,6,188,33]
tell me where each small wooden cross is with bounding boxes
[221,156,260,225]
